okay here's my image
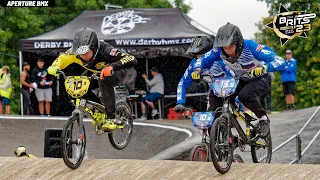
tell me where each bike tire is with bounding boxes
[108,101,133,150]
[190,144,209,162]
[210,116,233,174]
[251,134,272,163]
[233,154,244,163]
[61,115,86,169]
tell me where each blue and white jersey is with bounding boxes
[199,40,286,80]
[176,56,234,105]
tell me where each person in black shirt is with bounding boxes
[31,58,53,116]
[20,62,35,115]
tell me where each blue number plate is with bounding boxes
[192,112,215,130]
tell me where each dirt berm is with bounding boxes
[0,157,320,180]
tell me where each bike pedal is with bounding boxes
[102,121,117,130]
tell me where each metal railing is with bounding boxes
[259,106,320,164]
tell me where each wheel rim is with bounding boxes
[111,104,132,147]
[192,147,207,161]
[64,120,85,165]
[213,121,231,169]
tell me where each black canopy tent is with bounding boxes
[19,8,215,115]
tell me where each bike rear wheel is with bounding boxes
[190,144,209,162]
[108,101,133,150]
[61,115,86,169]
[210,117,233,174]
[251,134,272,163]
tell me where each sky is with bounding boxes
[185,0,270,39]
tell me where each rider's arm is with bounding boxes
[177,60,195,105]
[282,59,296,72]
[199,48,222,70]
[50,52,79,70]
[101,46,137,70]
[248,40,285,72]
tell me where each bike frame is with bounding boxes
[221,98,261,146]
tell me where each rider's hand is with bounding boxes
[191,68,201,80]
[48,66,59,76]
[40,81,45,86]
[100,66,114,79]
[250,65,268,78]
[191,72,200,79]
[174,104,185,113]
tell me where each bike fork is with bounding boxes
[73,99,85,140]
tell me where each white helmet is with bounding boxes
[14,146,27,157]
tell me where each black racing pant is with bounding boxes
[260,88,272,110]
[82,70,125,119]
[208,74,271,118]
[21,89,31,115]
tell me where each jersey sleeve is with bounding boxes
[51,50,80,70]
[199,48,222,70]
[248,40,285,72]
[177,59,195,105]
[101,46,137,70]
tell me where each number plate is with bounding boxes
[64,76,90,98]
[212,78,238,97]
[192,112,215,130]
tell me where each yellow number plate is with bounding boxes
[64,76,90,98]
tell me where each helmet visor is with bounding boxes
[213,36,234,48]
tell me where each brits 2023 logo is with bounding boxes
[265,4,317,46]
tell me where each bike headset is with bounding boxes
[213,22,244,64]
[186,35,214,57]
[70,27,100,67]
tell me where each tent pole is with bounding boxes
[19,51,23,115]
[145,57,149,92]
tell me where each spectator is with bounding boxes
[20,62,35,115]
[0,66,13,114]
[260,72,274,114]
[31,58,53,116]
[281,50,297,110]
[122,66,137,94]
[0,67,2,114]
[138,67,164,120]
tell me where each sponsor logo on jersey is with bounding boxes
[110,48,118,56]
[256,44,264,52]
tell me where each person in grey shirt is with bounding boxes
[138,67,164,120]
[122,66,137,94]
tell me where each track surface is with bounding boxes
[0,118,188,159]
[1,157,320,180]
[0,107,320,179]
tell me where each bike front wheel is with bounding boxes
[108,101,133,150]
[251,134,272,163]
[210,117,233,174]
[61,115,86,169]
[190,144,209,162]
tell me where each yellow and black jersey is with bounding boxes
[51,41,137,73]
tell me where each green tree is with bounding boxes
[255,0,320,110]
[0,0,191,114]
